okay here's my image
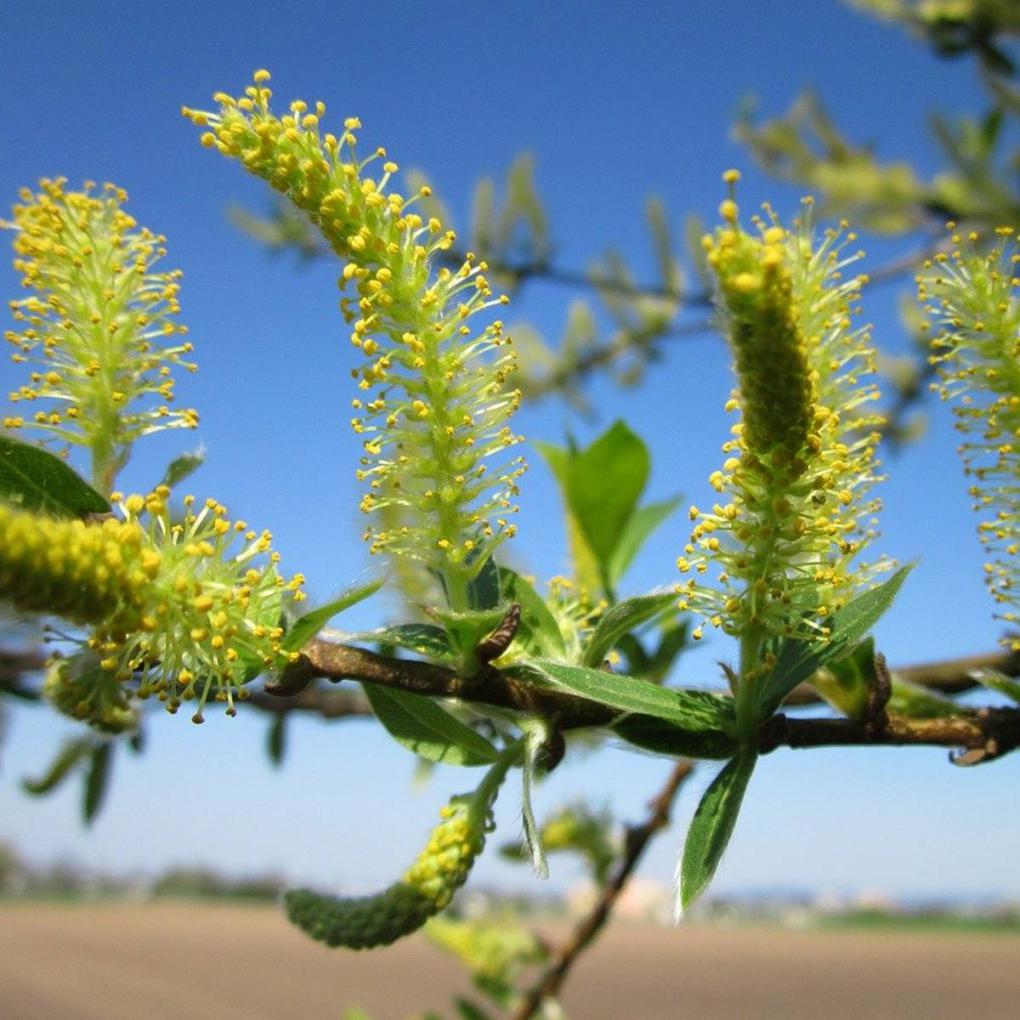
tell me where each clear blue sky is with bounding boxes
[2,0,1018,901]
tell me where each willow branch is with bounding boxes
[282,640,616,730]
[509,760,694,1020]
[760,707,1020,764]
[277,639,1020,759]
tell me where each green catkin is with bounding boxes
[677,176,888,645]
[285,755,511,949]
[183,71,526,609]
[4,178,198,494]
[0,492,304,720]
[0,501,147,626]
[921,226,1020,647]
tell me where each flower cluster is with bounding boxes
[677,175,887,644]
[184,71,526,609]
[4,179,199,494]
[97,488,304,719]
[921,226,1020,646]
[286,790,494,950]
[0,490,304,722]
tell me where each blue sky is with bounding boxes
[2,0,1019,901]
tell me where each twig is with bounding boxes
[782,646,1020,705]
[509,760,694,1020]
[759,708,1020,765]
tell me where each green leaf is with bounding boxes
[431,606,508,662]
[612,714,737,759]
[362,684,500,766]
[607,496,682,588]
[21,737,94,795]
[531,660,735,734]
[886,679,969,719]
[159,448,205,489]
[267,715,286,767]
[0,436,109,518]
[533,438,601,595]
[498,568,566,658]
[566,421,650,570]
[757,566,913,717]
[646,621,690,684]
[973,669,1020,706]
[467,555,501,610]
[455,1001,494,1020]
[347,623,456,660]
[83,742,113,826]
[520,721,549,877]
[810,638,875,719]
[680,751,756,911]
[582,591,677,668]
[282,578,384,654]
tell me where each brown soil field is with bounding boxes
[1,901,1017,1019]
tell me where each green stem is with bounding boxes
[736,623,765,747]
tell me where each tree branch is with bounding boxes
[760,707,1020,765]
[509,760,694,1020]
[278,639,1020,760]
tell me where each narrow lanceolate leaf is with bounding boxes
[520,722,549,878]
[0,436,109,518]
[612,714,737,760]
[346,623,456,661]
[467,556,501,611]
[758,566,912,717]
[498,567,566,658]
[267,715,287,767]
[973,669,1020,706]
[566,421,650,569]
[532,660,735,735]
[282,578,385,654]
[680,751,756,912]
[607,496,682,589]
[159,448,205,489]
[809,638,875,719]
[21,737,94,795]
[363,685,499,766]
[83,742,113,826]
[582,591,677,668]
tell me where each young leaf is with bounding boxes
[607,496,682,589]
[566,421,649,570]
[582,591,677,668]
[431,606,508,662]
[467,555,501,610]
[282,578,384,654]
[810,638,875,719]
[519,721,549,878]
[346,623,456,661]
[680,751,756,911]
[159,448,205,489]
[498,567,566,658]
[455,1000,494,1020]
[757,566,913,717]
[83,742,113,826]
[21,737,94,795]
[267,714,286,767]
[533,438,601,595]
[362,685,500,766]
[973,669,1020,705]
[887,679,970,719]
[0,436,109,518]
[531,660,735,734]
[612,714,737,760]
